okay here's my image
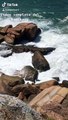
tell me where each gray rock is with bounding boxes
[0,43,13,57]
[17,66,38,83]
[0,94,44,120]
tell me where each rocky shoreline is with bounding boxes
[0,22,68,120]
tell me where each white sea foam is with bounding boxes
[0,52,32,75]
[0,18,68,83]
[59,16,68,23]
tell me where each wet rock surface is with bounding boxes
[32,51,50,72]
[12,44,55,54]
[0,43,55,57]
[0,43,13,57]
[0,23,41,44]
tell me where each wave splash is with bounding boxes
[0,17,68,82]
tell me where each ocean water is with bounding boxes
[0,0,68,83]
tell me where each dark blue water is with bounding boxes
[0,0,68,31]
[0,0,68,20]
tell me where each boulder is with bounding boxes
[14,23,29,30]
[13,23,41,43]
[0,94,44,120]
[37,80,59,90]
[0,23,41,44]
[32,51,50,72]
[62,94,68,107]
[29,86,61,108]
[11,83,40,99]
[0,34,4,43]
[13,44,55,54]
[7,28,20,36]
[23,23,41,41]
[61,80,68,88]
[1,74,24,87]
[14,23,41,39]
[41,103,68,120]
[0,43,13,57]
[18,66,38,83]
[0,25,12,35]
[0,74,24,94]
[4,33,15,44]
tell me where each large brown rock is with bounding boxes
[11,83,40,100]
[1,74,24,86]
[37,80,58,90]
[29,86,68,109]
[14,23,41,37]
[29,86,61,108]
[4,33,15,44]
[14,23,29,30]
[0,73,40,100]
[0,23,41,44]
[0,94,44,120]
[62,94,68,107]
[15,66,38,83]
[13,23,41,43]
[41,103,68,120]
[32,51,50,72]
[7,28,20,36]
[23,23,41,41]
[0,74,24,94]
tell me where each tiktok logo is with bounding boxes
[2,2,6,7]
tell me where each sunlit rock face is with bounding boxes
[0,94,44,120]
